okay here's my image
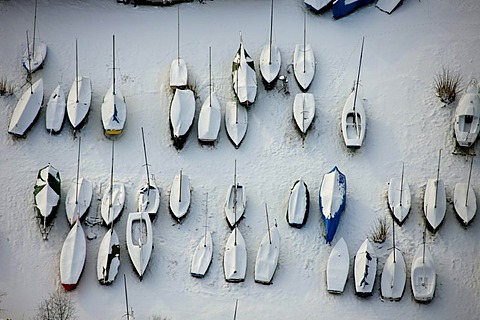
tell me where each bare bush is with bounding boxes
[151,315,170,320]
[33,292,77,320]
[434,66,462,105]
[369,216,389,244]
[0,77,14,96]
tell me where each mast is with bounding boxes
[465,156,474,206]
[209,47,212,108]
[233,299,238,320]
[112,35,116,96]
[265,203,271,245]
[235,53,239,124]
[124,274,130,320]
[74,137,82,219]
[25,31,33,94]
[434,149,442,208]
[268,0,274,65]
[392,217,396,263]
[75,39,79,103]
[179,169,183,203]
[422,223,426,264]
[353,37,365,138]
[234,160,237,245]
[32,0,38,63]
[303,11,306,74]
[141,127,151,188]
[108,140,115,227]
[204,193,208,247]
[399,162,404,208]
[177,6,180,64]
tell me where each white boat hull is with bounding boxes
[190,229,213,278]
[170,58,188,89]
[101,182,125,226]
[8,78,43,136]
[287,179,309,228]
[454,79,480,147]
[293,43,315,91]
[423,179,446,231]
[225,101,248,148]
[224,227,247,282]
[327,237,349,293]
[341,85,366,148]
[101,84,127,136]
[381,248,406,301]
[46,85,66,133]
[354,238,377,296]
[126,212,153,279]
[34,164,61,219]
[259,44,281,87]
[67,76,92,130]
[97,227,120,285]
[137,180,160,216]
[22,41,47,73]
[388,177,411,224]
[198,92,221,143]
[60,220,86,291]
[224,184,246,228]
[453,182,477,226]
[65,177,93,226]
[411,245,436,302]
[232,39,257,106]
[170,89,195,149]
[169,172,191,221]
[293,93,315,135]
[255,226,280,285]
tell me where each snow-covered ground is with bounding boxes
[1,0,480,319]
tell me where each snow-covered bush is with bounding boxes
[434,66,462,105]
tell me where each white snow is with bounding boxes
[1,0,480,319]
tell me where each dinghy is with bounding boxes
[45,85,65,133]
[286,179,310,228]
[376,0,404,14]
[137,128,160,217]
[170,7,188,89]
[454,79,480,148]
[259,0,281,89]
[319,166,347,244]
[232,33,257,106]
[381,219,406,301]
[169,89,195,150]
[293,13,315,92]
[454,157,476,226]
[191,194,213,278]
[169,170,191,221]
[101,35,126,136]
[22,0,47,73]
[304,0,333,12]
[293,93,315,136]
[224,227,247,282]
[353,238,377,296]
[101,182,125,226]
[60,219,86,291]
[388,163,411,224]
[126,211,153,279]
[65,177,92,226]
[97,227,120,285]
[225,101,248,149]
[342,38,366,148]
[424,150,446,232]
[411,228,436,302]
[255,205,280,285]
[225,161,246,229]
[8,78,43,137]
[34,164,60,239]
[198,47,221,144]
[326,237,349,294]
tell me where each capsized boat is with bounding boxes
[319,166,346,244]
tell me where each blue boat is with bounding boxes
[319,166,346,244]
[332,0,375,19]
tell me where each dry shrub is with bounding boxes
[369,216,389,244]
[434,66,462,105]
[33,291,77,320]
[0,77,14,96]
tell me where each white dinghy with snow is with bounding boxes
[170,7,188,89]
[97,226,120,285]
[411,227,436,302]
[191,194,213,278]
[424,150,446,232]
[232,33,257,106]
[34,164,61,239]
[224,226,247,282]
[388,163,411,224]
[65,138,92,226]
[101,142,125,226]
[170,89,195,150]
[353,238,377,296]
[342,38,366,148]
[293,93,315,138]
[286,178,309,228]
[45,85,65,134]
[225,160,246,229]
[255,205,280,285]
[259,0,281,89]
[101,35,126,136]
[454,79,480,148]
[60,218,86,291]
[380,219,406,301]
[327,237,349,294]
[126,211,153,279]
[198,47,221,144]
[8,78,43,137]
[293,12,315,91]
[454,156,477,226]
[137,128,160,218]
[169,169,191,222]
[22,0,47,73]
[67,40,91,131]
[225,101,248,149]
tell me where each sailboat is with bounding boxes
[169,169,191,222]
[326,237,349,294]
[65,137,93,226]
[126,211,153,280]
[100,141,125,226]
[254,204,280,285]
[259,0,281,89]
[224,160,246,229]
[225,101,248,149]
[286,178,310,228]
[45,85,66,134]
[293,93,315,138]
[423,150,446,232]
[97,142,121,285]
[136,128,160,218]
[22,0,47,73]
[190,193,214,278]
[67,39,92,131]
[8,77,43,137]
[232,33,257,106]
[454,78,480,148]
[169,88,196,150]
[224,226,247,282]
[59,217,86,291]
[411,225,436,302]
[101,35,127,136]
[341,37,366,148]
[453,156,477,226]
[34,164,61,240]
[380,217,406,301]
[387,162,411,224]
[198,47,221,143]
[353,238,377,296]
[293,12,315,92]
[170,6,188,89]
